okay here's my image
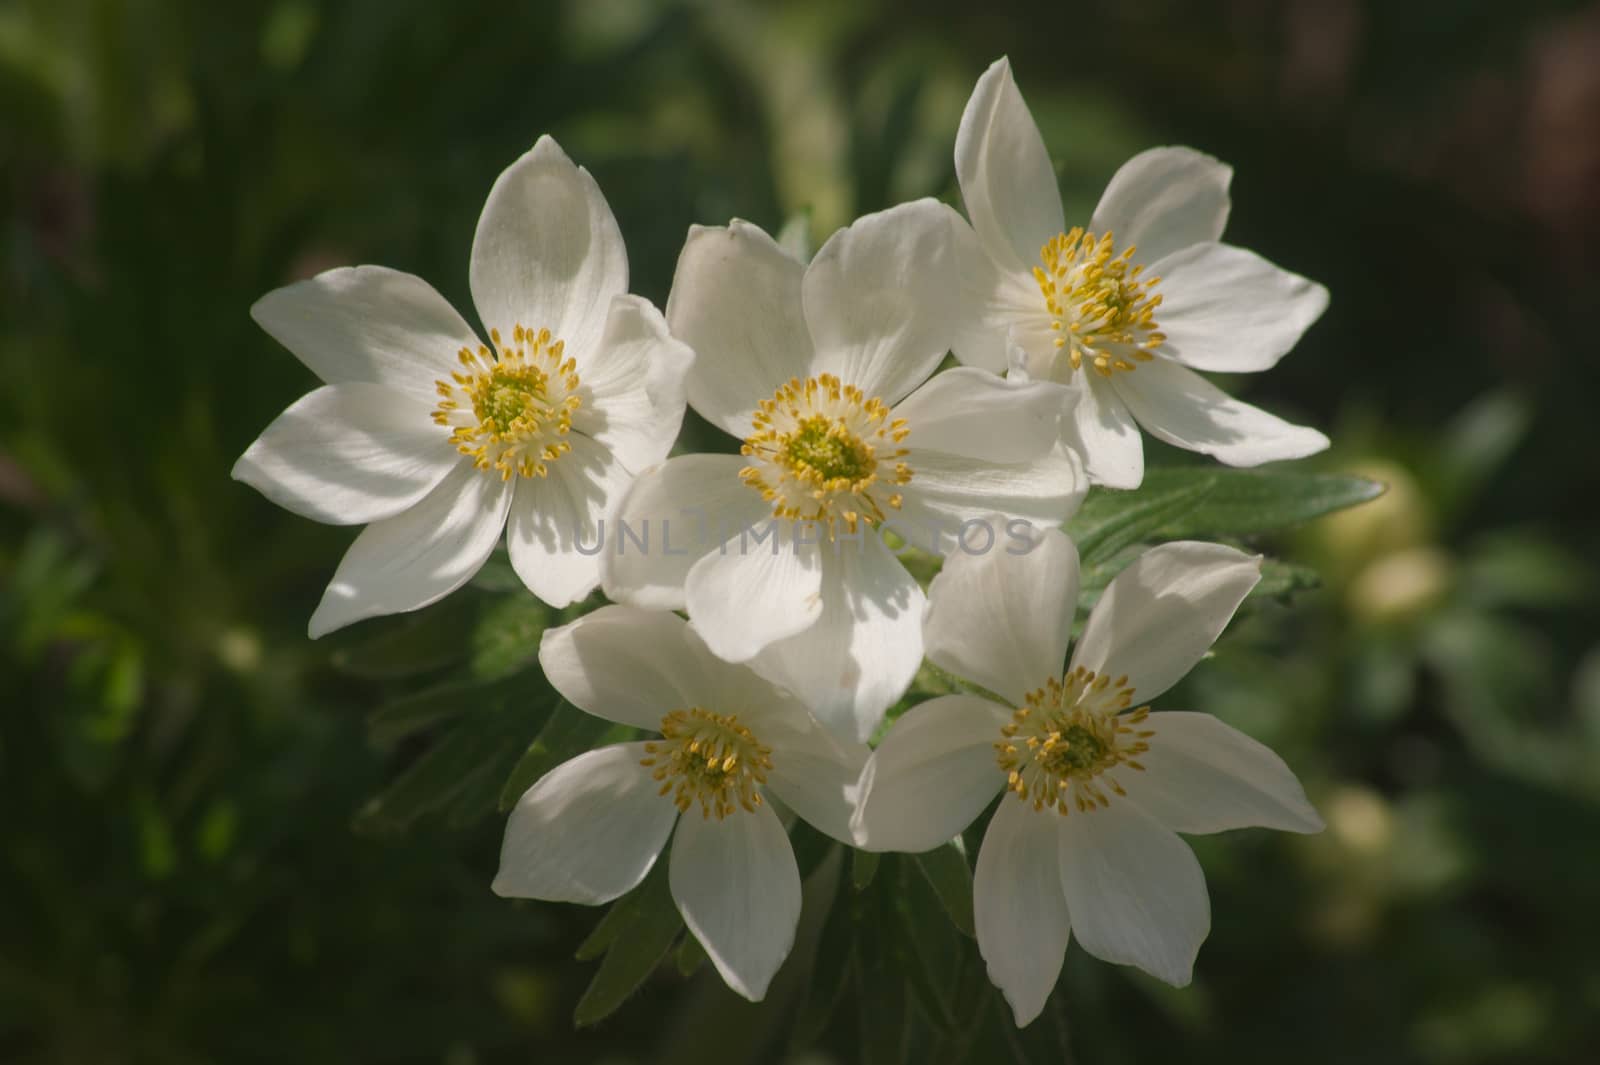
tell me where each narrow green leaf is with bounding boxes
[367,676,488,749]
[913,843,975,938]
[1067,475,1214,563]
[1252,559,1321,600]
[498,700,619,812]
[791,858,852,1048]
[329,593,479,679]
[673,930,708,977]
[573,864,683,1027]
[469,594,553,680]
[851,848,880,891]
[1149,467,1385,537]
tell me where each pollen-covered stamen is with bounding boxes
[740,374,912,536]
[1034,228,1166,378]
[640,708,775,820]
[432,324,583,480]
[994,665,1156,815]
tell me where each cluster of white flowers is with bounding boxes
[237,58,1326,1023]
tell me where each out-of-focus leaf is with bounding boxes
[1460,533,1593,609]
[498,700,622,812]
[1436,391,1529,517]
[913,842,975,938]
[469,550,524,593]
[329,593,479,680]
[792,858,852,1048]
[673,929,708,977]
[573,863,683,1027]
[852,848,880,891]
[469,593,552,680]
[776,208,814,261]
[789,819,837,881]
[889,859,955,1030]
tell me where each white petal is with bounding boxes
[1057,799,1210,987]
[538,605,747,730]
[505,434,628,608]
[469,136,628,366]
[572,294,695,473]
[895,446,1084,540]
[747,535,925,743]
[1152,242,1329,374]
[757,713,870,846]
[251,266,480,402]
[1122,712,1323,835]
[1111,356,1329,467]
[801,199,967,406]
[892,368,1065,463]
[670,801,801,1002]
[924,526,1079,704]
[1063,376,1144,489]
[601,454,769,610]
[308,462,510,637]
[943,214,1042,375]
[493,742,677,904]
[1088,146,1232,267]
[1070,541,1260,705]
[685,521,823,663]
[232,383,456,525]
[852,694,1009,852]
[668,221,813,438]
[954,57,1064,274]
[974,797,1071,1027]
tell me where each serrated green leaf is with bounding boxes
[498,700,620,812]
[852,848,880,891]
[573,864,683,1027]
[469,593,553,680]
[329,593,479,679]
[913,843,975,938]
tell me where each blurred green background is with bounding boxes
[4,0,1600,1061]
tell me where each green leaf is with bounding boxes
[1067,475,1213,563]
[469,593,553,680]
[367,676,490,749]
[851,848,880,891]
[913,843,975,938]
[791,858,853,1048]
[498,700,621,812]
[673,931,708,977]
[573,863,684,1027]
[328,592,479,679]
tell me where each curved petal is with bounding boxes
[1088,146,1232,267]
[308,462,510,637]
[895,446,1084,541]
[945,215,1042,374]
[685,520,823,663]
[758,714,870,846]
[892,369,1065,463]
[505,434,628,608]
[801,199,967,406]
[747,535,925,744]
[954,56,1064,274]
[1152,242,1329,374]
[852,694,1009,852]
[251,266,479,402]
[572,294,694,473]
[232,383,456,525]
[670,801,801,1002]
[600,454,769,610]
[469,136,628,367]
[1070,541,1261,706]
[668,221,813,438]
[1111,356,1330,468]
[1062,376,1144,490]
[538,605,742,730]
[976,797,1072,1027]
[1122,712,1323,835]
[493,742,677,904]
[924,526,1079,704]
[1057,799,1210,987]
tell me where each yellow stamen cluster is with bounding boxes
[432,324,582,480]
[995,666,1156,815]
[740,374,912,535]
[1035,228,1166,378]
[641,708,774,820]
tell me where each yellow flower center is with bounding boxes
[641,708,774,820]
[432,324,582,480]
[1034,228,1166,378]
[740,374,912,535]
[995,665,1155,815]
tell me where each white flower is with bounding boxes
[602,199,1086,743]
[494,605,867,1001]
[234,136,693,635]
[854,528,1323,1025]
[949,57,1331,489]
